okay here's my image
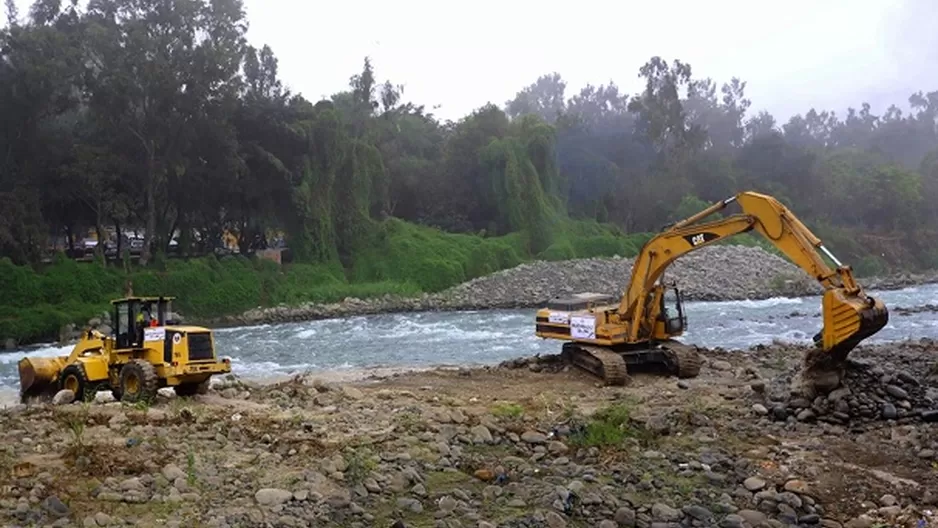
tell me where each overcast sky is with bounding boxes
[10,0,938,124]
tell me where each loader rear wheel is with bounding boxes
[119,360,158,404]
[58,364,90,402]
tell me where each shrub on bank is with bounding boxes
[0,217,782,346]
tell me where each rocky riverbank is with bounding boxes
[216,245,832,328]
[214,245,938,329]
[2,339,936,527]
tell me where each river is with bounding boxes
[2,283,938,404]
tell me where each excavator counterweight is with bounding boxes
[535,191,889,393]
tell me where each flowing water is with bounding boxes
[2,283,937,405]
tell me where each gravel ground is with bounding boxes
[2,339,936,527]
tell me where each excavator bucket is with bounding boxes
[820,288,889,362]
[18,356,67,402]
[801,289,889,394]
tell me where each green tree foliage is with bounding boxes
[2,1,938,345]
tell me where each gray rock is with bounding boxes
[736,509,768,525]
[119,478,145,492]
[162,464,186,481]
[845,515,874,528]
[683,505,712,521]
[881,403,897,420]
[545,511,567,527]
[720,514,746,528]
[651,503,682,522]
[255,488,293,506]
[521,431,547,444]
[41,496,69,517]
[711,360,733,371]
[341,386,364,400]
[470,425,494,444]
[52,390,75,406]
[396,497,423,513]
[884,385,909,400]
[438,495,457,512]
[94,512,113,526]
[615,507,636,526]
[548,441,569,454]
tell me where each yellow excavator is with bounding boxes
[535,191,889,389]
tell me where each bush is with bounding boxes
[0,217,772,345]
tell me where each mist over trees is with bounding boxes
[3,0,938,276]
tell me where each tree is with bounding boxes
[82,0,248,265]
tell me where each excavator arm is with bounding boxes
[618,191,888,364]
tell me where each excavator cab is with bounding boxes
[661,287,686,335]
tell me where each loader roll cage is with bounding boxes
[112,296,176,349]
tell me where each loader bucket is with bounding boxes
[18,356,66,401]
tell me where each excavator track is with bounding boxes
[662,342,703,379]
[561,343,630,386]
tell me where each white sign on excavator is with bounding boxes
[548,311,570,324]
[570,315,596,340]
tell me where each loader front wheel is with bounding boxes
[119,360,158,404]
[58,364,90,402]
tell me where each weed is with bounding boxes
[186,448,197,486]
[491,402,524,419]
[343,448,378,486]
[568,402,658,449]
[393,408,422,433]
[54,402,91,455]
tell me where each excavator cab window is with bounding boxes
[662,287,686,334]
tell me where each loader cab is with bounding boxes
[112,296,175,349]
[661,287,687,334]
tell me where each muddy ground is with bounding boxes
[1,340,937,528]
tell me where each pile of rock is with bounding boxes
[749,341,938,427]
[430,244,823,309]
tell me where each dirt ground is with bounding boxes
[1,342,936,527]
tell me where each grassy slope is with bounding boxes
[0,217,875,346]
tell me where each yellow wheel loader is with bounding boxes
[18,296,232,404]
[535,191,889,391]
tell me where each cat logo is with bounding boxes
[690,233,705,246]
